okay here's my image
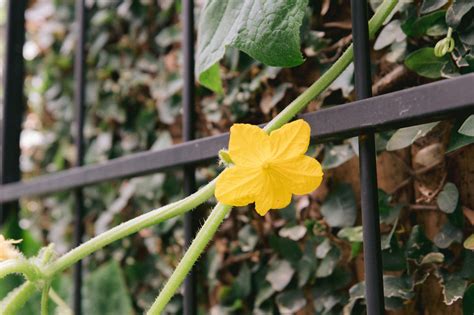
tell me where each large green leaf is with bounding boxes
[420,0,448,14]
[320,184,357,228]
[196,0,307,92]
[436,182,460,214]
[459,115,474,136]
[464,234,474,250]
[446,0,474,28]
[405,48,450,79]
[386,122,439,151]
[83,261,133,315]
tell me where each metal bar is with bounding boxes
[73,0,86,313]
[0,0,26,233]
[182,0,198,314]
[350,1,384,314]
[0,73,472,203]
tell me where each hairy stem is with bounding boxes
[41,282,50,315]
[0,259,41,281]
[49,288,73,314]
[44,179,216,277]
[147,203,232,315]
[1,281,37,315]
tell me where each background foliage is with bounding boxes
[1,0,474,314]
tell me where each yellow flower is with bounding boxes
[0,235,22,261]
[215,120,323,216]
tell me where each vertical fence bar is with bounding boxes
[350,1,385,314]
[182,0,198,314]
[73,0,86,314]
[0,0,26,233]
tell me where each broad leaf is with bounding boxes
[459,115,474,136]
[322,144,355,170]
[441,273,467,305]
[447,130,474,153]
[196,0,307,92]
[446,0,474,28]
[374,20,406,50]
[405,48,450,79]
[321,184,357,228]
[83,261,133,315]
[436,182,459,214]
[276,290,307,314]
[433,222,463,249]
[386,122,439,151]
[464,234,474,250]
[420,0,448,14]
[265,260,294,291]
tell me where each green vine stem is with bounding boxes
[43,178,217,277]
[147,203,232,314]
[0,259,41,281]
[1,281,37,315]
[2,0,398,312]
[49,288,73,315]
[41,282,51,315]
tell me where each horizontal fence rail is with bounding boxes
[0,73,473,203]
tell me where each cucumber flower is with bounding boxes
[216,120,323,216]
[0,235,22,261]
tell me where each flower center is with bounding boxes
[262,161,271,170]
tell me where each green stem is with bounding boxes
[147,203,232,315]
[49,288,73,315]
[264,0,398,133]
[0,259,42,281]
[41,282,50,315]
[44,179,216,277]
[1,281,37,315]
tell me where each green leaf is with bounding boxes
[464,234,474,250]
[447,129,474,153]
[337,226,363,243]
[265,259,294,291]
[322,144,355,170]
[386,122,439,151]
[320,184,357,228]
[436,182,460,214]
[405,47,450,79]
[83,261,133,315]
[405,225,437,262]
[279,225,307,241]
[316,246,341,278]
[446,0,474,28]
[374,20,406,50]
[459,115,474,136]
[404,11,447,37]
[196,0,307,92]
[433,222,463,249]
[238,225,258,252]
[276,290,306,314]
[441,273,467,305]
[463,284,474,315]
[420,0,449,14]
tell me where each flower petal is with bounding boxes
[271,155,323,195]
[269,120,310,160]
[254,172,292,216]
[229,124,271,167]
[215,165,262,206]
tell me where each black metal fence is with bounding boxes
[0,0,473,314]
